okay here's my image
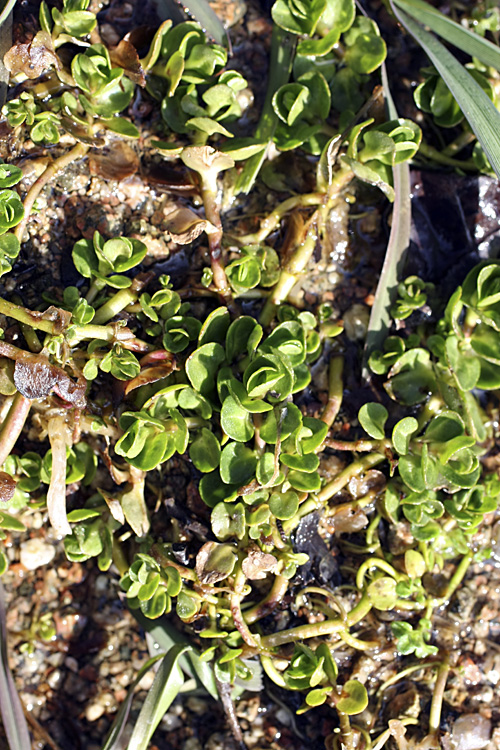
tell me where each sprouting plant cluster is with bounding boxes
[0,0,499,747]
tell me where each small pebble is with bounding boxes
[451,714,491,750]
[162,712,183,731]
[85,703,105,723]
[20,539,55,571]
[47,670,62,689]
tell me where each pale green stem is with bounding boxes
[320,356,344,428]
[244,574,289,624]
[377,662,441,697]
[337,710,355,750]
[93,288,140,325]
[442,130,476,157]
[356,558,404,590]
[238,192,324,245]
[0,298,64,335]
[317,453,386,503]
[198,171,235,311]
[440,551,473,603]
[15,142,89,242]
[324,438,390,452]
[260,230,317,327]
[260,654,287,687]
[231,568,260,649]
[86,278,107,305]
[429,659,450,734]
[418,142,476,171]
[260,593,372,649]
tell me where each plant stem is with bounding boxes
[377,662,441,697]
[324,438,389,452]
[15,142,89,242]
[441,551,473,602]
[243,574,288,624]
[337,710,355,750]
[442,130,475,157]
[260,593,372,648]
[92,288,139,325]
[260,227,317,327]
[237,192,324,245]
[356,557,404,589]
[428,658,450,734]
[418,142,477,171]
[321,356,344,428]
[260,654,287,687]
[317,453,386,503]
[230,568,260,648]
[0,392,31,466]
[259,165,353,327]
[199,173,235,311]
[0,297,67,335]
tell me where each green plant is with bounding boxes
[0,0,500,748]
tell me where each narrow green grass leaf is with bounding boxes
[391,3,500,179]
[101,653,166,750]
[0,0,15,28]
[235,26,297,194]
[393,0,500,72]
[132,609,218,699]
[127,644,190,750]
[364,64,411,375]
[0,581,32,750]
[151,0,227,46]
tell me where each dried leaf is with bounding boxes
[164,205,216,244]
[30,305,72,334]
[89,142,139,181]
[4,31,59,79]
[195,541,237,585]
[109,38,146,87]
[0,473,15,503]
[13,355,86,408]
[241,546,278,580]
[98,488,126,525]
[124,360,177,396]
[181,146,234,176]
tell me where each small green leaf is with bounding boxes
[358,402,388,440]
[269,490,299,520]
[189,429,221,473]
[337,680,369,715]
[392,417,419,455]
[366,576,398,610]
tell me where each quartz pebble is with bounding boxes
[451,714,491,750]
[20,539,55,571]
[85,703,105,723]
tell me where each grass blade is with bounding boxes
[127,644,190,750]
[0,0,15,28]
[363,64,411,374]
[101,653,165,750]
[235,26,296,194]
[393,0,500,72]
[390,2,500,179]
[0,581,32,750]
[151,0,227,46]
[132,610,218,699]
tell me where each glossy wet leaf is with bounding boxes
[366,576,398,611]
[189,428,221,473]
[392,417,419,455]
[358,402,388,440]
[337,680,369,715]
